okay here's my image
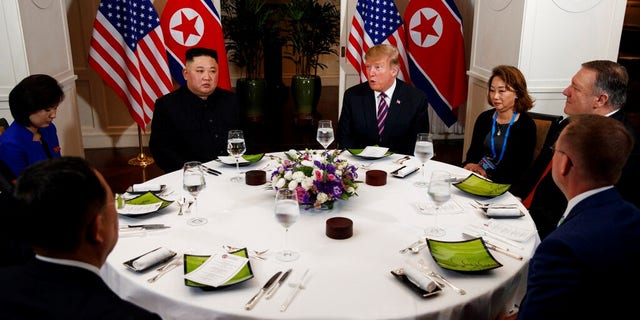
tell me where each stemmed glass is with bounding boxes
[183,161,207,226]
[316,120,335,153]
[413,133,434,188]
[425,170,451,237]
[227,130,246,182]
[274,188,301,262]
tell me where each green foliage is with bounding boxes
[283,0,340,77]
[222,0,280,80]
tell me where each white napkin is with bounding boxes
[486,207,521,217]
[132,247,174,270]
[404,265,438,293]
[395,166,419,178]
[359,146,389,158]
[132,184,162,192]
[218,155,249,164]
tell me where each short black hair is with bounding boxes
[14,157,106,252]
[9,74,64,127]
[185,47,219,63]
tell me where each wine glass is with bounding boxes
[425,170,451,237]
[183,161,207,226]
[316,120,335,153]
[274,188,301,262]
[227,130,246,182]
[413,133,434,188]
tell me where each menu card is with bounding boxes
[184,253,249,287]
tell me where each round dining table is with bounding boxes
[103,151,540,320]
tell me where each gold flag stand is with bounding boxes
[128,126,154,167]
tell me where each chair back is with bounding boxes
[529,112,564,162]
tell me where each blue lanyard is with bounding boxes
[490,111,517,162]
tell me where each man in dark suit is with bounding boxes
[517,115,640,319]
[510,60,640,239]
[0,157,161,319]
[337,44,429,155]
[150,47,244,172]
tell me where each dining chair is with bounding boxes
[528,112,564,162]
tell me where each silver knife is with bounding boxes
[462,232,523,260]
[245,271,282,310]
[265,268,292,299]
[126,224,170,230]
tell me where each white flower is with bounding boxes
[300,159,314,167]
[292,171,306,182]
[287,180,298,190]
[301,177,314,190]
[317,192,328,203]
[284,170,293,180]
[346,186,355,194]
[275,177,286,189]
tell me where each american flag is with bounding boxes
[346,0,410,83]
[88,0,173,130]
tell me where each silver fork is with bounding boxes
[393,155,411,164]
[427,271,466,295]
[147,260,182,283]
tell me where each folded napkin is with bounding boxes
[132,247,174,270]
[132,184,162,192]
[394,166,419,178]
[404,265,438,293]
[359,146,389,158]
[218,155,249,164]
[486,207,521,217]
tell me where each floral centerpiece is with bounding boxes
[270,149,358,209]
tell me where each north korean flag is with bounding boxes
[404,0,467,127]
[160,0,231,90]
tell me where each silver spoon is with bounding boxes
[177,196,186,216]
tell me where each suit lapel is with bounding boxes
[363,88,378,138]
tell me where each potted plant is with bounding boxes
[283,0,340,121]
[222,0,279,121]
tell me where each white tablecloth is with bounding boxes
[103,152,540,320]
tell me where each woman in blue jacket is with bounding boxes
[0,74,64,177]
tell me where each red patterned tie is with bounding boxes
[377,92,388,142]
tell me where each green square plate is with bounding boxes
[117,192,173,217]
[452,174,511,198]
[183,248,254,290]
[426,238,502,272]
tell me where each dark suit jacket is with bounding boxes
[149,86,243,172]
[511,110,640,240]
[462,110,537,184]
[518,188,640,319]
[337,80,429,155]
[0,258,161,319]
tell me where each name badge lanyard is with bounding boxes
[490,111,518,163]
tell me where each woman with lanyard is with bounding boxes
[462,65,536,184]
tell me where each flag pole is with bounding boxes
[128,126,154,167]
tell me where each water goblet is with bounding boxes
[413,133,434,188]
[425,170,451,237]
[227,130,246,182]
[274,188,301,262]
[316,120,335,153]
[183,161,207,226]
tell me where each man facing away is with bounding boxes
[337,44,429,155]
[510,60,640,239]
[150,47,244,172]
[0,157,161,319]
[517,114,640,319]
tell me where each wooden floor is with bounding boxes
[85,140,464,194]
[84,85,464,193]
